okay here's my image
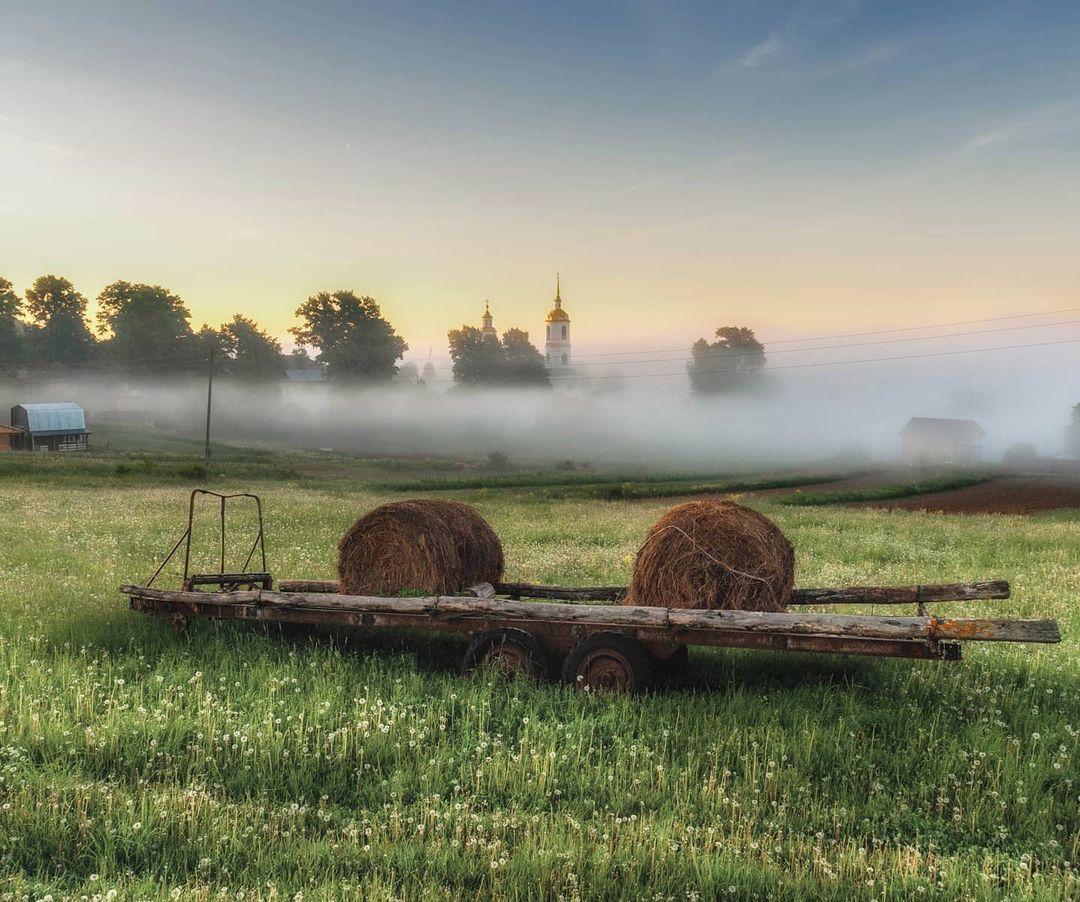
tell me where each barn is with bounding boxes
[900,417,984,466]
[10,402,90,452]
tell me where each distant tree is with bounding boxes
[286,347,314,368]
[96,281,195,370]
[501,328,550,386]
[448,326,550,386]
[191,324,227,366]
[1067,404,1080,459]
[421,361,437,384]
[219,315,286,381]
[1003,442,1039,466]
[395,361,421,384]
[0,277,25,365]
[686,326,765,395]
[447,326,506,384]
[290,290,407,382]
[24,275,95,365]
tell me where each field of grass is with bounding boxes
[780,473,994,507]
[0,455,1077,899]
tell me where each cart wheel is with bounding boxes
[462,629,549,680]
[169,613,189,634]
[653,645,689,681]
[563,632,654,693]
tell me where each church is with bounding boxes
[476,276,572,369]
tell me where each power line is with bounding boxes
[533,317,1080,369]
[559,304,1080,360]
[540,335,1080,382]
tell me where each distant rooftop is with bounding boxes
[900,417,985,439]
[12,402,88,436]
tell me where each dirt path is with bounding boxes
[859,476,1080,515]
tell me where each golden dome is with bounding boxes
[546,273,569,321]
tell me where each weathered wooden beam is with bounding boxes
[790,580,1010,605]
[278,579,340,593]
[496,582,628,601]
[119,585,1058,644]
[287,579,1011,605]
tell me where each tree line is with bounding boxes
[0,274,562,388]
[1,271,773,393]
[0,276,414,383]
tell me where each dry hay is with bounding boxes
[337,499,504,596]
[626,500,794,612]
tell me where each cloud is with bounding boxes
[961,98,1080,152]
[738,34,784,69]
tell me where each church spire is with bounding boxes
[555,273,561,307]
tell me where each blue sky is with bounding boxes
[2,1,1079,353]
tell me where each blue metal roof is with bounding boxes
[13,402,88,436]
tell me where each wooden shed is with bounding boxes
[900,417,984,466]
[0,425,22,452]
[10,402,90,452]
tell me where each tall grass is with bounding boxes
[0,478,1075,899]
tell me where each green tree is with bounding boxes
[191,324,227,367]
[686,326,765,395]
[501,328,550,386]
[290,290,407,382]
[447,326,550,386]
[447,325,506,384]
[219,315,286,381]
[1067,403,1080,459]
[0,277,26,365]
[96,281,194,369]
[24,275,95,365]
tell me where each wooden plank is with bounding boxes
[278,579,340,593]
[129,595,964,663]
[290,579,1010,605]
[791,580,1010,605]
[496,582,628,601]
[119,585,1058,644]
[494,580,1010,605]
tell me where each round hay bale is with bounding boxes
[626,500,794,612]
[337,499,504,596]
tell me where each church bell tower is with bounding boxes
[544,275,571,367]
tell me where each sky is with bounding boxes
[2,0,1080,361]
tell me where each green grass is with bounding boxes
[0,466,1076,899]
[780,472,994,507]
[544,473,848,501]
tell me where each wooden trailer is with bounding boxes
[121,490,1061,693]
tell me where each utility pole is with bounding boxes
[204,348,214,469]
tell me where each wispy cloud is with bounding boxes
[725,0,874,73]
[961,98,1080,152]
[738,34,784,69]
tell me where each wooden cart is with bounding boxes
[121,490,1061,692]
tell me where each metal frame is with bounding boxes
[147,489,269,590]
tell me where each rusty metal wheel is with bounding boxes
[169,613,190,634]
[462,629,549,680]
[563,632,654,693]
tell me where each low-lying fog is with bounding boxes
[5,348,1078,467]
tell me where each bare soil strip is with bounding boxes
[859,476,1080,515]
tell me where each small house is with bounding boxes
[10,402,90,452]
[900,417,984,466]
[0,425,21,452]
